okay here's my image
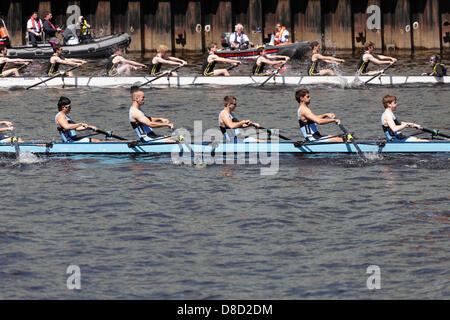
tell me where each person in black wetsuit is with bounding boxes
[252,46,289,76]
[47,44,86,76]
[0,45,32,77]
[356,41,396,76]
[201,43,240,76]
[421,55,447,77]
[148,45,187,76]
[307,41,345,76]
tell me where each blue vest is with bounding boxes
[55,112,77,143]
[298,106,321,140]
[219,110,240,142]
[129,107,153,140]
[381,111,405,141]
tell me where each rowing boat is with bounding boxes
[1,75,448,88]
[1,141,449,155]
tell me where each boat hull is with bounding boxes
[1,141,449,155]
[1,75,449,88]
[6,33,131,59]
[216,42,310,59]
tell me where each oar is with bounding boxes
[16,64,28,73]
[10,129,20,159]
[92,128,127,141]
[364,63,394,84]
[26,65,80,90]
[259,62,287,87]
[252,124,292,141]
[226,64,239,72]
[136,65,183,88]
[421,127,450,139]
[336,123,365,158]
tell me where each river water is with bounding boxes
[0,55,449,299]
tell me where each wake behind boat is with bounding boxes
[1,75,449,89]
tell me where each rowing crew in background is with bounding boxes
[307,41,345,76]
[149,45,187,76]
[202,43,241,76]
[106,46,147,76]
[421,55,447,77]
[47,44,86,76]
[252,46,289,76]
[356,41,397,76]
[0,45,32,77]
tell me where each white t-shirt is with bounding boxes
[27,18,43,33]
[277,29,289,43]
[230,32,249,45]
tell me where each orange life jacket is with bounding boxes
[274,27,286,45]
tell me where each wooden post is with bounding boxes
[442,0,450,50]
[411,0,440,49]
[263,0,291,43]
[6,1,23,45]
[293,0,322,44]
[93,1,112,37]
[142,0,172,53]
[204,1,232,51]
[352,0,382,52]
[248,0,263,45]
[323,0,353,50]
[382,0,411,50]
[173,0,202,52]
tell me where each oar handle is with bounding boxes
[259,62,287,87]
[421,127,450,139]
[93,128,127,141]
[253,125,292,141]
[336,122,365,158]
[138,65,183,88]
[364,62,394,84]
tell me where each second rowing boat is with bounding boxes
[1,75,449,89]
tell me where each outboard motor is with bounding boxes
[221,32,231,48]
[62,25,79,45]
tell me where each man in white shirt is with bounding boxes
[229,24,250,50]
[26,12,43,47]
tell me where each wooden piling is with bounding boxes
[292,0,322,44]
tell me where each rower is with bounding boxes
[296,88,343,143]
[421,55,447,77]
[252,46,289,76]
[148,45,187,76]
[218,95,263,142]
[229,24,250,50]
[202,43,240,76]
[129,89,175,142]
[0,121,23,143]
[106,46,147,77]
[356,41,396,76]
[47,44,86,76]
[273,23,289,45]
[0,45,32,77]
[55,96,101,143]
[381,94,428,142]
[307,41,345,76]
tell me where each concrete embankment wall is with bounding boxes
[2,0,450,53]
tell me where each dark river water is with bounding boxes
[0,63,449,299]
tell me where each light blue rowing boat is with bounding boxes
[1,141,450,155]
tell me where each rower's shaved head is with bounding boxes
[132,90,144,100]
